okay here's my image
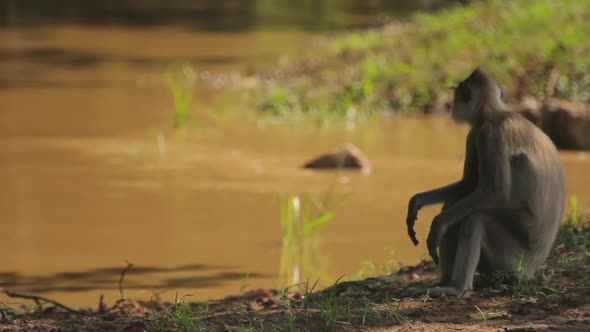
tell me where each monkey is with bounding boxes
[403,67,565,297]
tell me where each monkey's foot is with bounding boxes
[401,285,469,298]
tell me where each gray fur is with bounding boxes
[404,67,565,297]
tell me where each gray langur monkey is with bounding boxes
[404,67,565,297]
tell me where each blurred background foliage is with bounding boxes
[250,0,590,121]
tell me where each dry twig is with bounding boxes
[98,294,107,313]
[2,290,81,314]
[119,261,135,299]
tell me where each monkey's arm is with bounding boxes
[406,130,478,245]
[426,129,510,262]
[406,183,466,245]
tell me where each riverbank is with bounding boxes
[248,0,589,122]
[1,216,589,331]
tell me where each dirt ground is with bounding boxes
[1,260,589,332]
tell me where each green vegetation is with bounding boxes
[385,296,412,326]
[567,195,579,228]
[164,63,197,128]
[0,301,18,323]
[144,297,203,332]
[277,169,354,291]
[278,193,335,289]
[355,246,400,279]
[315,286,350,330]
[252,0,590,120]
[360,292,379,326]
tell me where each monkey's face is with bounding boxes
[451,68,506,124]
[451,81,477,124]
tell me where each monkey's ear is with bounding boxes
[499,85,504,100]
[458,82,471,102]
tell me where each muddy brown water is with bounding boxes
[1,23,589,309]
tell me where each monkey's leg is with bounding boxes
[439,224,460,284]
[406,216,484,297]
[449,214,485,292]
[400,225,460,298]
[437,211,528,297]
[401,200,464,297]
[437,196,466,284]
[405,212,524,298]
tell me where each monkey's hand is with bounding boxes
[427,216,444,265]
[406,195,422,246]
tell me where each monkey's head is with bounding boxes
[451,67,505,124]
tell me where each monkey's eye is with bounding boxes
[458,82,471,102]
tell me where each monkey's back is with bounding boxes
[498,113,565,264]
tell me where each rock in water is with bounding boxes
[302,143,371,174]
[517,97,590,150]
[541,99,590,150]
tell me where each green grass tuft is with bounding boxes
[566,195,579,228]
[164,63,197,128]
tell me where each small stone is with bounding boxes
[302,143,371,174]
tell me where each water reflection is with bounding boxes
[0,264,269,294]
[278,193,338,289]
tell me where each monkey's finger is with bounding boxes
[408,230,419,246]
[406,218,419,245]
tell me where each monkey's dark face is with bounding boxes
[451,71,505,124]
[451,81,477,124]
